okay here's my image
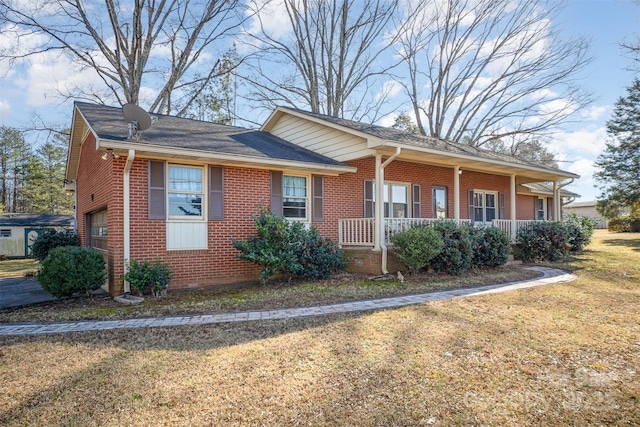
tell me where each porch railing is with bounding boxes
[339,218,546,247]
[338,218,375,247]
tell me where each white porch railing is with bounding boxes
[491,219,538,241]
[338,218,375,247]
[383,218,472,244]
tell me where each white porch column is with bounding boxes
[373,154,383,251]
[454,166,460,221]
[510,174,517,238]
[553,180,559,220]
[123,149,135,294]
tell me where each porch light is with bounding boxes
[458,169,463,175]
[101,149,120,160]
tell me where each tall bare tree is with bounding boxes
[394,0,592,148]
[243,0,400,122]
[0,0,247,115]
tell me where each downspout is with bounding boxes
[380,147,401,275]
[123,149,135,294]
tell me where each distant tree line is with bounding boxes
[0,127,73,214]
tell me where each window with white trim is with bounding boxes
[283,175,308,220]
[432,186,447,218]
[0,229,11,238]
[168,165,203,218]
[372,182,411,218]
[473,190,498,223]
[536,197,546,220]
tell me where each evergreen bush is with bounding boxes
[562,213,599,252]
[123,258,173,297]
[232,209,346,281]
[430,221,475,275]
[608,215,640,233]
[37,246,106,298]
[515,221,571,262]
[390,225,444,274]
[473,226,511,267]
[31,228,79,261]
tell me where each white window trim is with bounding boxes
[473,189,499,223]
[373,180,412,218]
[282,173,310,222]
[0,229,11,238]
[536,197,547,220]
[167,163,207,222]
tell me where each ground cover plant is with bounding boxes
[0,231,638,426]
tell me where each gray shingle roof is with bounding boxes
[286,108,574,176]
[0,214,74,227]
[522,182,580,197]
[75,102,348,168]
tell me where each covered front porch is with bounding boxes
[338,217,541,247]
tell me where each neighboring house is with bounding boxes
[0,214,75,258]
[65,102,580,295]
[564,200,608,229]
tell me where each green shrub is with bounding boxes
[123,258,173,297]
[390,225,444,274]
[473,226,511,267]
[515,221,571,263]
[31,228,79,261]
[295,227,348,280]
[608,215,640,233]
[37,246,106,298]
[430,221,475,275]
[562,213,599,252]
[232,209,346,282]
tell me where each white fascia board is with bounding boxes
[96,138,357,176]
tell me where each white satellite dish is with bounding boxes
[122,103,151,138]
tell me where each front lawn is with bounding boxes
[0,258,39,278]
[0,230,638,426]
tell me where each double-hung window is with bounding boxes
[283,175,308,220]
[168,165,203,218]
[432,186,447,218]
[536,197,546,220]
[470,190,499,223]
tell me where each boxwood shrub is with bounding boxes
[472,226,511,267]
[31,228,80,261]
[390,225,444,274]
[430,220,475,275]
[37,246,106,298]
[515,221,571,262]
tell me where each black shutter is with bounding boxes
[209,166,224,220]
[412,184,421,218]
[364,180,374,218]
[468,189,475,222]
[312,175,324,222]
[148,160,165,219]
[271,171,283,216]
[499,192,505,219]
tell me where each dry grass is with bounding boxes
[0,266,536,323]
[1,230,639,426]
[0,258,39,278]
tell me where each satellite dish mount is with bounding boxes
[122,103,152,140]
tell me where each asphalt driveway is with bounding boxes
[0,277,57,309]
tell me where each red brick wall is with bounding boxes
[75,133,122,293]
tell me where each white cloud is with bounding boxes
[376,80,403,101]
[580,105,608,122]
[551,126,607,158]
[0,99,11,123]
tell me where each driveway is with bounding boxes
[0,277,57,309]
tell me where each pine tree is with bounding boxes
[595,79,640,208]
[0,127,33,212]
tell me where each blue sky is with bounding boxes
[0,0,638,201]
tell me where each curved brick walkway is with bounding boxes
[0,267,575,336]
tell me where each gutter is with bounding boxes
[123,149,135,294]
[379,147,401,275]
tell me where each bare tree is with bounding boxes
[0,0,247,115]
[242,0,400,122]
[394,0,592,148]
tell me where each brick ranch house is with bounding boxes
[65,102,579,296]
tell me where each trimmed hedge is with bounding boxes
[472,226,511,267]
[31,229,79,261]
[430,221,475,275]
[515,222,571,262]
[390,225,444,274]
[37,246,106,298]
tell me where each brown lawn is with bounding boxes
[0,230,638,426]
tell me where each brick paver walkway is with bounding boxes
[0,267,575,336]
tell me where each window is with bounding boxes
[0,229,11,238]
[168,165,203,218]
[283,175,307,219]
[536,197,546,220]
[89,209,108,252]
[432,186,447,218]
[369,182,411,218]
[470,190,499,223]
